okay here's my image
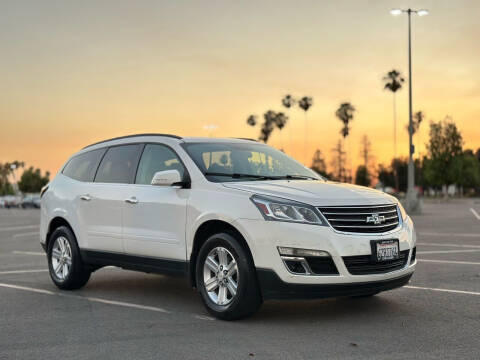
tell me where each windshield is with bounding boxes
[182,142,322,182]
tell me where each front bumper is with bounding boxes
[257,269,413,300]
[233,216,416,287]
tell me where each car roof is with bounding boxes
[81,134,258,151]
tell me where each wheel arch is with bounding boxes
[189,219,255,288]
[46,217,75,250]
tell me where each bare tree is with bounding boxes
[330,140,347,182]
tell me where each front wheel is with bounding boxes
[47,226,91,290]
[196,232,262,320]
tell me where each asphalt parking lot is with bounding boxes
[1,200,479,360]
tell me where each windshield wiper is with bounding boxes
[282,174,319,180]
[204,172,280,180]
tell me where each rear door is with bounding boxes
[62,148,106,250]
[85,144,143,253]
[122,143,189,260]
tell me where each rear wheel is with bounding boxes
[196,232,262,320]
[47,226,91,290]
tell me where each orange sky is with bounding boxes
[1,0,479,178]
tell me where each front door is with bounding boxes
[122,144,189,260]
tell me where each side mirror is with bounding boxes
[151,170,182,187]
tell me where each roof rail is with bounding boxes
[82,133,182,149]
[234,137,258,142]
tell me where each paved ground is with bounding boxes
[0,200,479,359]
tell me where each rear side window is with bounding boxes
[62,149,106,182]
[95,144,143,184]
[135,144,185,185]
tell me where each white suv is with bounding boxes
[40,134,416,319]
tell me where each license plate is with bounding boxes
[371,239,399,262]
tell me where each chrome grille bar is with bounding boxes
[318,204,400,234]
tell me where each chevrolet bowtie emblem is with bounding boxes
[366,213,386,225]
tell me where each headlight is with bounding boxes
[397,202,408,221]
[251,195,324,225]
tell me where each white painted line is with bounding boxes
[13,232,39,238]
[0,283,55,295]
[405,285,480,296]
[82,296,170,313]
[470,208,480,220]
[0,282,170,314]
[0,225,39,232]
[0,269,48,275]
[417,242,480,249]
[12,251,44,256]
[419,232,480,238]
[418,259,480,266]
[417,249,480,255]
[194,314,216,321]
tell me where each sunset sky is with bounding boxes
[1,0,479,178]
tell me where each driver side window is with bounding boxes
[135,144,185,185]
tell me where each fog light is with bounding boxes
[277,247,330,257]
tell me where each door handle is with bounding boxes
[80,195,91,201]
[125,197,138,204]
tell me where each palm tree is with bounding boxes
[383,70,405,158]
[335,102,356,182]
[281,95,295,155]
[258,110,288,144]
[298,96,313,164]
[246,115,257,127]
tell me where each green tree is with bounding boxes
[18,166,50,193]
[423,118,463,193]
[310,149,328,178]
[355,165,371,186]
[456,152,480,194]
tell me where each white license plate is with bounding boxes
[374,240,399,262]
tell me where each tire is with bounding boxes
[196,232,262,320]
[47,226,91,290]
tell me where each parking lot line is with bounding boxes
[417,249,480,254]
[419,232,480,238]
[0,282,171,314]
[417,259,480,266]
[417,242,480,248]
[405,285,480,296]
[470,208,480,220]
[12,251,44,256]
[0,269,48,275]
[13,232,39,238]
[0,225,39,232]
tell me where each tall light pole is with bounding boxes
[390,8,428,212]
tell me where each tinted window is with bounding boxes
[95,144,143,184]
[62,149,106,182]
[135,144,185,185]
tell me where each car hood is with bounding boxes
[223,180,396,206]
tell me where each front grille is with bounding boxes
[343,250,409,275]
[318,204,400,233]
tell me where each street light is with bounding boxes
[390,8,428,212]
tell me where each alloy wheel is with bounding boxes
[203,246,239,306]
[51,236,72,281]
